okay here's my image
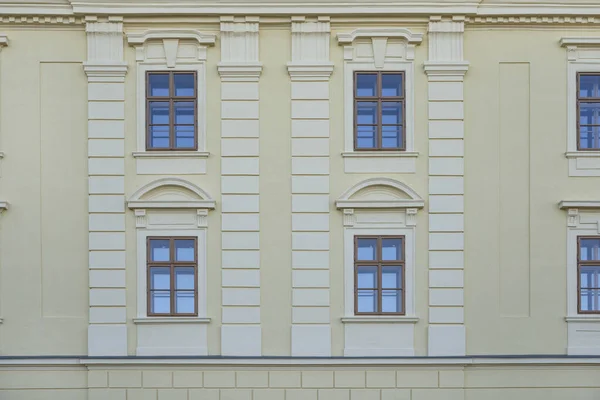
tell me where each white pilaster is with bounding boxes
[287,16,333,356]
[424,16,468,357]
[84,16,128,356]
[218,16,263,356]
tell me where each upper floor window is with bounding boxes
[579,236,600,313]
[148,237,198,316]
[354,72,405,151]
[355,236,405,315]
[147,71,197,151]
[578,73,600,150]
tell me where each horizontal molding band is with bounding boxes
[2,355,600,367]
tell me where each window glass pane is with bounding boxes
[382,238,403,260]
[174,73,195,97]
[581,289,600,312]
[382,126,402,149]
[356,102,378,125]
[150,239,170,262]
[175,126,195,149]
[382,102,402,124]
[148,126,170,149]
[382,289,402,313]
[580,238,600,261]
[174,102,195,125]
[357,238,377,260]
[150,290,170,314]
[175,239,195,261]
[149,267,170,289]
[382,266,402,289]
[581,266,600,289]
[357,266,378,289]
[356,126,376,149]
[580,75,600,98]
[382,74,403,97]
[148,74,169,97]
[356,74,377,97]
[579,126,600,149]
[175,267,195,290]
[175,291,195,313]
[579,103,600,125]
[357,289,377,313]
[149,101,170,124]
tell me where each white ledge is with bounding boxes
[218,62,263,81]
[342,151,419,158]
[559,200,600,210]
[566,316,600,323]
[337,199,424,209]
[128,200,215,210]
[0,201,8,212]
[341,316,419,324]
[565,151,600,158]
[287,63,334,80]
[561,37,600,48]
[132,151,210,159]
[133,317,211,324]
[424,62,470,76]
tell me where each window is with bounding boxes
[354,72,405,151]
[355,236,405,315]
[578,236,600,313]
[147,71,197,151]
[578,73,600,150]
[147,237,198,316]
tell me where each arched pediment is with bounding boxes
[127,178,215,210]
[336,178,424,210]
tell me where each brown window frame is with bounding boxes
[146,71,198,151]
[147,236,198,317]
[577,236,600,314]
[353,71,406,151]
[354,235,405,315]
[577,72,600,151]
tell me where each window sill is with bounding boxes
[342,151,419,158]
[565,151,600,177]
[341,316,419,324]
[565,316,600,323]
[133,317,211,324]
[132,151,210,159]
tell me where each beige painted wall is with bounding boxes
[464,27,600,354]
[0,28,88,355]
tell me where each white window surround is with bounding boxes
[559,200,600,355]
[336,178,423,356]
[127,29,216,175]
[337,28,423,174]
[561,37,600,177]
[127,178,215,355]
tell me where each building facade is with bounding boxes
[1,0,600,398]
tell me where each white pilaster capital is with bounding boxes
[426,16,467,69]
[219,16,262,81]
[287,16,333,81]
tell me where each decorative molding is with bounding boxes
[428,18,464,63]
[0,35,8,49]
[127,178,216,211]
[0,16,83,24]
[287,16,333,80]
[567,208,579,228]
[406,208,418,227]
[134,209,147,228]
[127,29,216,66]
[342,209,355,227]
[341,316,419,323]
[196,209,208,228]
[218,16,262,81]
[0,201,8,214]
[336,178,425,211]
[337,28,423,63]
[85,17,125,64]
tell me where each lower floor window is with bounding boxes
[579,236,600,313]
[355,236,405,315]
[147,237,198,316]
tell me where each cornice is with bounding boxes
[126,29,216,47]
[559,200,600,210]
[561,37,600,48]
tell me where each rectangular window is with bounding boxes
[577,73,600,150]
[147,237,198,316]
[578,236,600,313]
[147,71,197,151]
[354,71,405,151]
[354,236,405,315]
